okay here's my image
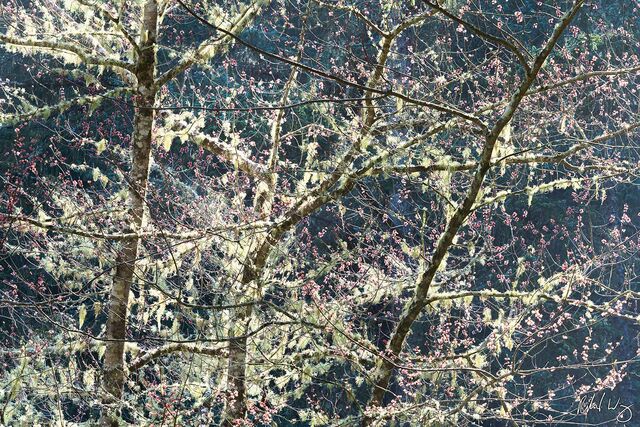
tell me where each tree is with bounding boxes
[1,0,268,424]
[1,0,640,425]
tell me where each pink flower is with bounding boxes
[515,11,524,23]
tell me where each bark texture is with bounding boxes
[221,260,267,425]
[100,1,158,425]
[221,301,253,426]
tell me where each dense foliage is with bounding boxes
[1,0,640,425]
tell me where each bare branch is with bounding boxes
[156,0,265,87]
[129,344,228,371]
[423,0,532,75]
[176,0,487,129]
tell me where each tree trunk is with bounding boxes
[100,1,157,425]
[221,304,252,426]
[221,248,270,425]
